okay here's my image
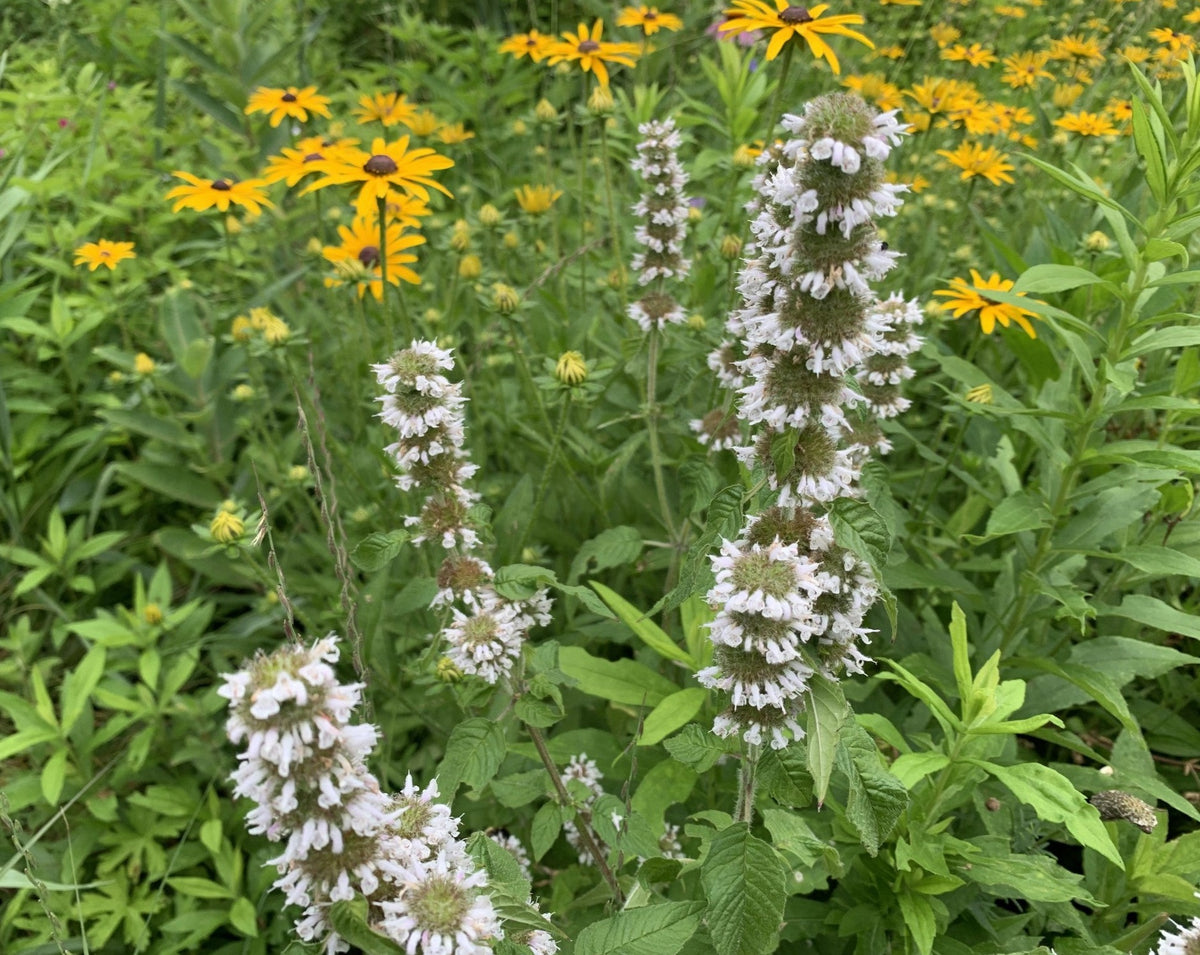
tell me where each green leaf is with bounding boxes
[574,902,704,955]
[806,675,848,807]
[949,603,972,704]
[1130,97,1168,203]
[701,823,788,955]
[328,898,404,955]
[965,491,1050,542]
[1097,594,1200,640]
[166,877,235,900]
[531,801,564,861]
[959,847,1099,904]
[558,646,680,706]
[632,754,698,827]
[228,897,258,937]
[890,753,950,788]
[663,724,727,772]
[969,760,1123,868]
[639,688,707,746]
[1126,326,1200,358]
[897,888,936,955]
[114,463,222,508]
[437,718,506,798]
[590,581,691,665]
[351,530,410,571]
[568,525,643,583]
[1014,264,1113,294]
[490,770,549,808]
[60,645,105,736]
[98,408,195,448]
[829,498,891,567]
[761,808,827,866]
[1108,545,1200,579]
[837,723,907,856]
[769,430,796,482]
[41,748,68,805]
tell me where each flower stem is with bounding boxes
[376,194,394,343]
[646,325,678,542]
[516,391,572,557]
[734,742,760,824]
[598,118,627,309]
[762,42,796,148]
[525,721,623,903]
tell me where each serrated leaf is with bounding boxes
[631,755,698,826]
[829,498,890,566]
[328,899,404,955]
[701,824,788,955]
[531,801,564,861]
[437,718,506,798]
[574,902,704,955]
[837,723,906,856]
[351,530,409,571]
[958,846,1099,904]
[807,675,848,806]
[568,525,643,583]
[664,724,726,772]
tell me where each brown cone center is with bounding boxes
[211,179,232,191]
[358,246,380,266]
[578,39,601,52]
[363,154,399,176]
[303,152,324,163]
[282,92,297,102]
[779,5,812,23]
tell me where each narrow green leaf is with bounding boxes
[558,646,680,707]
[591,581,690,665]
[949,603,972,704]
[897,889,936,955]
[1098,594,1200,640]
[328,899,404,955]
[1014,264,1113,294]
[639,688,707,746]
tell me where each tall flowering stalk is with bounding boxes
[219,636,555,955]
[699,94,912,777]
[374,341,552,685]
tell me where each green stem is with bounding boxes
[516,392,572,557]
[734,743,760,824]
[646,325,678,542]
[761,42,796,148]
[526,721,623,903]
[598,119,627,308]
[376,195,393,343]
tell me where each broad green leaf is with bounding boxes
[806,674,848,806]
[898,888,936,955]
[574,902,704,955]
[890,753,950,788]
[329,898,404,955]
[591,581,691,665]
[114,463,222,508]
[631,757,697,826]
[837,723,907,856]
[761,808,827,866]
[437,718,506,797]
[965,491,1050,542]
[1014,264,1113,294]
[60,645,106,735]
[969,760,1123,868]
[228,897,258,937]
[41,748,68,805]
[568,525,643,583]
[1097,594,1200,640]
[351,530,410,571]
[1126,326,1200,358]
[664,724,727,772]
[829,498,891,567]
[639,688,707,746]
[98,408,195,448]
[558,646,680,706]
[531,801,564,861]
[701,823,788,955]
[959,848,1100,904]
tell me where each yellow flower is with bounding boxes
[941,43,997,68]
[616,6,684,34]
[438,123,475,145]
[841,72,904,111]
[933,270,1038,338]
[718,2,873,73]
[210,504,245,544]
[929,22,961,47]
[555,351,588,386]
[514,184,563,215]
[1054,111,1119,137]
[354,91,418,127]
[1052,83,1085,109]
[479,204,502,227]
[143,603,164,625]
[74,239,136,271]
[262,135,359,186]
[499,29,556,61]
[936,142,1014,186]
[244,85,331,127]
[1001,51,1053,89]
[134,352,156,375]
[1047,34,1105,68]
[404,110,441,136]
[303,136,454,205]
[231,315,254,341]
[166,172,273,215]
[547,20,641,87]
[322,215,424,299]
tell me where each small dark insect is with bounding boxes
[1090,790,1158,834]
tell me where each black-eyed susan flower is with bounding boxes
[244,85,331,127]
[498,29,556,61]
[941,43,997,68]
[353,188,430,228]
[322,215,424,299]
[935,142,1014,186]
[261,135,358,186]
[717,2,872,71]
[165,172,273,214]
[547,20,641,87]
[354,91,417,127]
[929,22,961,47]
[514,184,562,215]
[437,123,475,145]
[616,6,684,35]
[1001,50,1053,88]
[74,239,136,271]
[933,270,1038,338]
[1054,110,1119,137]
[404,110,441,137]
[303,136,453,205]
[1047,34,1106,70]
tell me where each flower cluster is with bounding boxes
[560,753,606,866]
[627,118,691,332]
[220,636,556,955]
[701,92,914,749]
[375,343,553,684]
[1155,911,1200,955]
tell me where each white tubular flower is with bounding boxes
[376,848,502,955]
[857,293,925,430]
[440,589,549,685]
[628,118,691,287]
[1155,915,1200,955]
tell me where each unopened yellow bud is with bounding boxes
[134,352,156,375]
[450,219,471,251]
[588,84,614,115]
[232,383,255,401]
[492,283,520,314]
[1084,231,1110,252]
[733,144,757,168]
[535,98,558,123]
[225,215,242,235]
[719,235,743,260]
[436,656,463,682]
[503,231,519,249]
[688,313,707,330]
[511,119,529,136]
[231,315,253,341]
[458,254,482,279]
[143,603,164,625]
[555,350,588,387]
[479,203,501,227]
[288,465,309,481]
[424,308,442,324]
[210,505,245,544]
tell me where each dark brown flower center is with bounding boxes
[211,179,232,191]
[282,92,297,102]
[578,39,601,53]
[358,245,380,266]
[363,154,399,176]
[779,5,812,23]
[303,152,324,163]
[645,11,657,19]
